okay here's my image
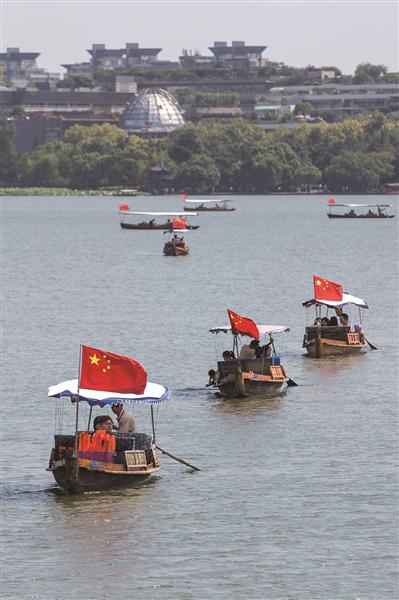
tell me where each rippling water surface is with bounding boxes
[2,194,398,599]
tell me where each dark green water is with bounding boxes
[2,194,398,599]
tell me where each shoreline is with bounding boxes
[1,188,394,197]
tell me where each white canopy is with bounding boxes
[184,199,233,204]
[210,325,290,335]
[119,211,198,216]
[328,204,392,208]
[48,379,169,406]
[303,292,369,309]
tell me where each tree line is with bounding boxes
[1,112,398,193]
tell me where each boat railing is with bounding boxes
[218,357,280,377]
[53,432,154,465]
[305,325,362,341]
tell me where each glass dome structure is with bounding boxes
[121,89,185,134]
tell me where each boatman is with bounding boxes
[111,403,137,433]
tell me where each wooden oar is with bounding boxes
[365,338,378,350]
[156,446,201,471]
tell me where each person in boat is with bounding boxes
[111,403,137,433]
[222,350,235,361]
[260,340,273,357]
[339,313,349,326]
[207,369,218,386]
[314,317,322,326]
[367,209,377,217]
[377,206,384,216]
[321,317,330,327]
[93,415,114,432]
[239,339,258,359]
[329,316,338,326]
[149,219,155,227]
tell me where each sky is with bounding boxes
[2,0,398,76]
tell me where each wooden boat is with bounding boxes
[121,221,199,230]
[208,324,294,398]
[163,235,189,256]
[119,210,199,230]
[327,201,394,219]
[302,293,369,358]
[183,198,235,212]
[47,377,169,493]
[49,432,160,492]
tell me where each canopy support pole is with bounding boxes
[151,405,156,443]
[87,406,93,432]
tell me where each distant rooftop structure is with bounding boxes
[88,42,162,72]
[0,47,41,82]
[208,41,268,71]
[121,88,185,135]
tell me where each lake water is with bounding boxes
[2,194,398,600]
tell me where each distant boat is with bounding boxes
[327,200,394,219]
[163,234,190,256]
[182,197,235,212]
[163,218,190,256]
[119,210,199,230]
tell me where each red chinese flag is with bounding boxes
[173,217,187,230]
[313,275,343,301]
[119,203,130,211]
[227,309,260,340]
[328,197,335,206]
[79,345,147,394]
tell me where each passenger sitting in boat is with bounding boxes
[261,345,272,358]
[321,317,330,327]
[367,209,376,217]
[239,339,258,359]
[329,316,338,326]
[339,313,349,326]
[93,415,114,432]
[111,403,137,433]
[314,317,322,326]
[207,369,218,386]
[222,350,235,361]
[149,219,155,227]
[349,209,356,216]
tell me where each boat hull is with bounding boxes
[304,337,367,358]
[51,458,158,493]
[327,213,394,219]
[217,379,285,398]
[163,241,189,256]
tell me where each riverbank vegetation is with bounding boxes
[1,112,398,193]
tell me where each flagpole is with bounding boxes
[74,345,83,453]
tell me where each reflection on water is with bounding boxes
[2,194,398,599]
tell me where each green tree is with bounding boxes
[353,63,387,83]
[176,154,220,192]
[0,119,18,185]
[324,151,380,192]
[168,124,205,162]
